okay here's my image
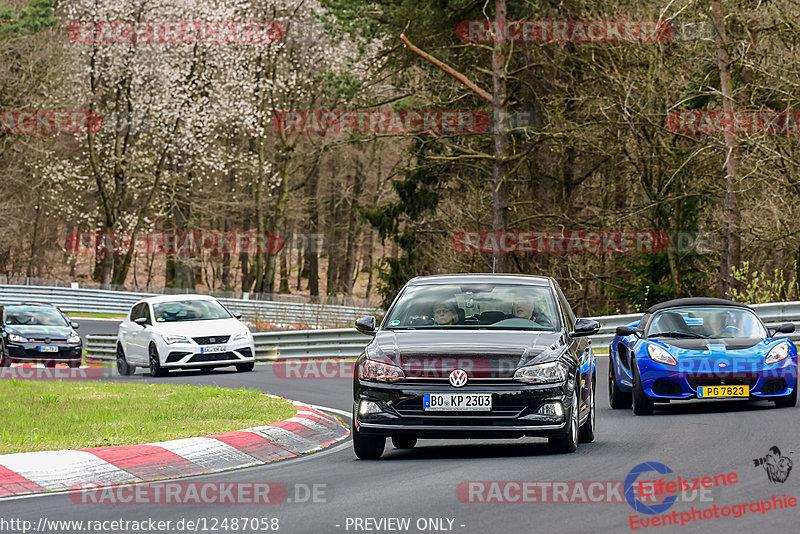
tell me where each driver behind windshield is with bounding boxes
[512,293,536,321]
[705,311,733,338]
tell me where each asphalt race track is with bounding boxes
[2,356,798,534]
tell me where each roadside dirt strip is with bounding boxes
[0,399,349,498]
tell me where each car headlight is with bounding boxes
[358,359,405,382]
[648,343,677,366]
[766,342,790,365]
[514,361,568,384]
[231,330,251,342]
[67,334,81,344]
[7,333,27,343]
[162,334,190,345]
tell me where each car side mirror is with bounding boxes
[134,317,148,327]
[616,326,641,337]
[234,313,243,320]
[570,318,600,338]
[70,322,80,329]
[355,316,376,336]
[771,323,795,336]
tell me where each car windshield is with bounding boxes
[646,307,767,339]
[5,307,67,327]
[383,283,560,330]
[152,300,232,323]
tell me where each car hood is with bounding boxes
[648,338,793,372]
[5,325,75,340]
[370,330,567,378]
[148,318,247,338]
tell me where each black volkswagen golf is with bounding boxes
[352,274,600,459]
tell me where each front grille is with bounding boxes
[687,374,758,389]
[761,379,788,395]
[652,379,683,396]
[391,397,525,418]
[193,336,230,345]
[166,351,191,363]
[188,352,238,363]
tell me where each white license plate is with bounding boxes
[200,346,226,354]
[424,393,492,411]
[38,345,59,353]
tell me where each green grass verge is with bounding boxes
[68,312,126,319]
[0,381,295,454]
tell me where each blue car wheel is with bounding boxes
[632,361,654,416]
[609,357,632,409]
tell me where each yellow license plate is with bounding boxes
[697,385,749,398]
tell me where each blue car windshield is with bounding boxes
[383,283,561,331]
[646,307,767,339]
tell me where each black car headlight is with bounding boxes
[7,333,27,343]
[67,334,81,344]
[513,361,568,384]
[358,359,405,382]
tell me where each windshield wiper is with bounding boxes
[648,331,706,339]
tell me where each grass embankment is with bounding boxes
[0,380,295,454]
[68,312,126,319]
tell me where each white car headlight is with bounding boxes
[231,330,251,342]
[513,361,568,384]
[648,343,677,365]
[162,334,190,345]
[67,334,81,344]
[7,333,27,343]
[766,342,790,365]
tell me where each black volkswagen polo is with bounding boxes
[352,274,600,459]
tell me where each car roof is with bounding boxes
[137,294,221,304]
[407,273,553,286]
[645,297,753,314]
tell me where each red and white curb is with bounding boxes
[0,398,349,498]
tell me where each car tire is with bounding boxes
[774,373,798,408]
[609,359,632,409]
[392,435,417,449]
[68,361,81,369]
[0,352,10,367]
[149,344,167,377]
[632,361,654,416]
[236,362,255,372]
[116,344,135,376]
[579,378,596,443]
[352,425,386,459]
[549,387,579,453]
[44,360,56,368]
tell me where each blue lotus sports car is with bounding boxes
[609,298,798,415]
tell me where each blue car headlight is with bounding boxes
[648,343,677,366]
[514,361,568,384]
[765,342,790,365]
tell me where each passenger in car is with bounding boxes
[433,301,459,325]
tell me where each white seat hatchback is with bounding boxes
[116,295,256,376]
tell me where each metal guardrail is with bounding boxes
[86,329,367,363]
[0,284,379,329]
[85,300,800,364]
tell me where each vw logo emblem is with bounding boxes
[44,337,51,344]
[449,369,468,388]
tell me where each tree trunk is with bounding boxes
[711,0,741,297]
[491,0,508,273]
[342,158,364,296]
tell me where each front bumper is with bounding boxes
[354,380,571,439]
[5,342,82,363]
[159,342,255,368]
[638,357,798,400]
